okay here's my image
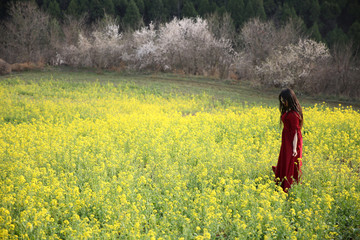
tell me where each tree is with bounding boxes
[135,0,144,15]
[0,2,51,63]
[308,0,320,25]
[310,22,321,42]
[103,0,115,15]
[145,0,165,22]
[216,6,226,17]
[227,0,245,29]
[123,0,142,29]
[253,0,266,20]
[326,26,348,47]
[198,0,210,17]
[67,0,81,16]
[67,0,90,17]
[279,3,297,24]
[263,0,276,17]
[89,0,104,22]
[347,0,360,22]
[163,0,180,19]
[255,39,330,87]
[183,0,198,18]
[113,0,128,18]
[59,0,73,11]
[209,1,218,13]
[320,1,341,33]
[48,0,62,19]
[349,21,360,49]
[244,0,255,20]
[244,0,265,20]
[0,0,12,20]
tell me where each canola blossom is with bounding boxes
[0,77,359,239]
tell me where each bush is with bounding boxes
[239,18,303,64]
[306,42,360,98]
[60,16,124,68]
[255,39,331,87]
[236,18,305,82]
[157,18,228,76]
[0,2,51,64]
[0,58,11,75]
[60,17,235,78]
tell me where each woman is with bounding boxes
[272,88,303,192]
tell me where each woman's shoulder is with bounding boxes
[287,110,301,120]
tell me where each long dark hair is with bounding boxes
[279,88,303,128]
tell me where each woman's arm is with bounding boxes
[292,132,298,157]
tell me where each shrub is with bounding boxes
[0,59,11,75]
[60,16,124,68]
[59,17,235,78]
[236,18,304,82]
[255,39,331,87]
[0,2,51,64]
[133,17,235,77]
[126,23,160,70]
[306,42,360,98]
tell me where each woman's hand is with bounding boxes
[292,149,297,157]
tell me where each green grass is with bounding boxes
[3,67,359,110]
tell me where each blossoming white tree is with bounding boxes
[61,17,124,69]
[60,17,235,77]
[256,39,331,87]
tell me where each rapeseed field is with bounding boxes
[0,76,359,239]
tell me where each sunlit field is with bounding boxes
[0,73,359,239]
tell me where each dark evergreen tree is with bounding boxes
[89,0,104,22]
[337,0,357,34]
[326,26,348,47]
[123,0,142,28]
[227,0,245,29]
[290,0,311,26]
[349,21,360,48]
[216,5,226,16]
[310,22,321,42]
[263,0,276,17]
[48,0,62,18]
[183,0,198,17]
[349,0,360,21]
[59,0,72,11]
[135,0,144,15]
[102,0,115,15]
[244,0,255,20]
[320,1,341,33]
[209,1,218,13]
[308,0,320,25]
[291,0,309,17]
[163,0,180,19]
[80,0,90,14]
[67,0,81,16]
[145,0,165,22]
[0,0,12,20]
[198,0,210,16]
[113,0,127,18]
[253,0,266,19]
[279,3,296,24]
[244,0,266,20]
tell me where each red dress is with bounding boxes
[272,110,302,192]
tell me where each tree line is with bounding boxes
[0,0,359,49]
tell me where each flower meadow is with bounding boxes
[0,76,359,239]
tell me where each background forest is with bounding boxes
[0,0,359,98]
[1,0,359,48]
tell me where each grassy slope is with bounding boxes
[1,67,359,109]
